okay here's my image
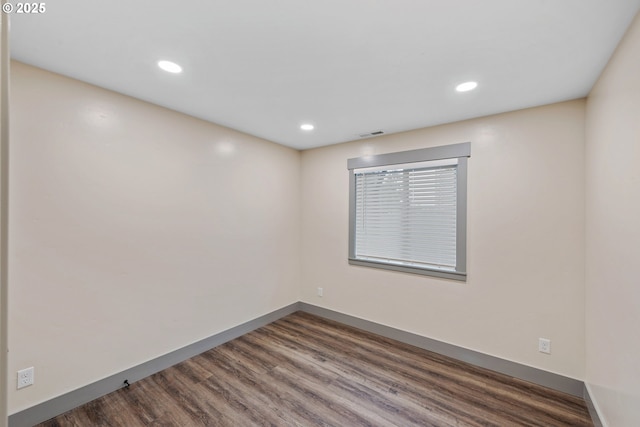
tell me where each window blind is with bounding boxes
[354,159,458,271]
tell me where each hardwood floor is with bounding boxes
[38,312,594,426]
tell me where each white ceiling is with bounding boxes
[9,0,640,150]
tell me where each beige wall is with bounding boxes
[585,12,640,427]
[7,62,301,413]
[301,100,586,379]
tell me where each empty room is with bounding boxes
[1,1,639,426]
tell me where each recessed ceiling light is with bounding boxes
[456,81,478,92]
[300,124,314,131]
[158,60,183,74]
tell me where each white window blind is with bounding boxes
[354,159,458,271]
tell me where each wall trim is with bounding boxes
[1,8,11,427]
[299,303,585,397]
[11,302,590,426]
[584,383,605,427]
[8,302,301,427]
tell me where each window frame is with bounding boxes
[348,142,470,281]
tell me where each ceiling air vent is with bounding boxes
[358,130,385,138]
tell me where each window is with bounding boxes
[348,142,470,280]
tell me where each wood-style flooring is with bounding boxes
[38,311,594,426]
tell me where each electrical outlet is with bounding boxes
[317,287,323,297]
[17,367,34,389]
[539,338,551,354]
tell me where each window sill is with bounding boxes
[348,258,467,281]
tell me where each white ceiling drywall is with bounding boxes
[8,0,640,149]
